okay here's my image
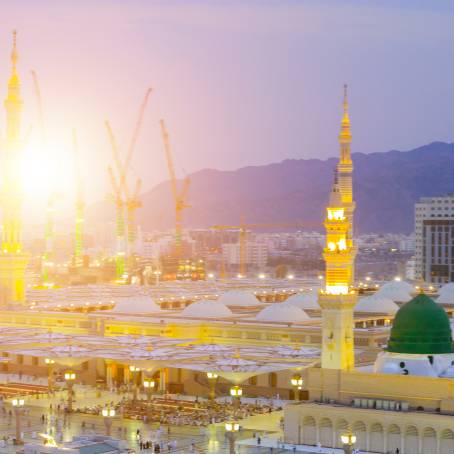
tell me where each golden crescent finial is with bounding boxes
[11,29,18,72]
[343,84,348,114]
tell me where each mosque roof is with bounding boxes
[217,290,261,307]
[181,300,233,318]
[110,295,161,313]
[255,302,309,323]
[355,295,399,314]
[439,282,454,296]
[284,291,319,310]
[375,280,414,302]
[437,283,454,304]
[387,293,454,354]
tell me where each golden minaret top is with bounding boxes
[11,30,18,73]
[338,83,352,147]
[5,30,23,142]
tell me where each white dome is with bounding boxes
[375,281,413,302]
[285,291,319,310]
[181,300,233,318]
[111,295,160,313]
[355,295,399,314]
[255,302,309,323]
[439,282,454,296]
[217,290,261,307]
[436,293,454,305]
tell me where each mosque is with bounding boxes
[282,76,454,454]
[0,32,454,453]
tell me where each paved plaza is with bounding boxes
[0,375,375,454]
[0,377,291,454]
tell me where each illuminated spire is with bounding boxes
[317,90,357,371]
[11,30,18,75]
[0,28,29,307]
[339,84,351,144]
[5,29,23,142]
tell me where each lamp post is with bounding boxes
[225,422,239,454]
[230,385,242,411]
[340,432,356,454]
[129,365,140,402]
[44,358,55,393]
[290,375,303,401]
[206,372,218,402]
[143,377,155,418]
[12,398,24,445]
[64,371,76,412]
[153,270,162,286]
[101,407,115,436]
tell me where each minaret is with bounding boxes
[0,31,29,305]
[317,88,358,371]
[337,85,355,242]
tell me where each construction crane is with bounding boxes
[31,69,54,282]
[105,87,152,279]
[212,219,320,277]
[73,129,85,265]
[106,155,126,280]
[159,119,191,259]
[122,87,151,253]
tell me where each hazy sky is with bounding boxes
[1,0,454,214]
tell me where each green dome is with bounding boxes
[387,293,454,354]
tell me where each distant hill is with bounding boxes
[88,141,454,234]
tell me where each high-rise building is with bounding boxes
[0,31,29,306]
[318,87,357,371]
[221,241,268,270]
[415,194,454,284]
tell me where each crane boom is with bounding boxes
[105,121,127,197]
[159,119,178,201]
[30,69,46,144]
[122,87,152,195]
[108,165,121,200]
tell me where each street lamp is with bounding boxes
[44,358,55,393]
[290,375,303,401]
[64,371,76,412]
[230,385,242,411]
[225,422,240,454]
[129,365,140,402]
[206,372,218,402]
[101,407,115,436]
[143,377,155,417]
[341,432,357,454]
[153,270,162,286]
[12,398,25,445]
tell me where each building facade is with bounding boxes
[222,241,268,269]
[415,195,454,283]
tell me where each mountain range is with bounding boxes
[90,141,454,234]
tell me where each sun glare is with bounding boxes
[21,139,73,201]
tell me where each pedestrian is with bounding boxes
[257,436,261,446]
